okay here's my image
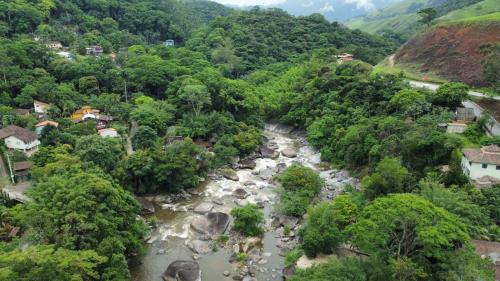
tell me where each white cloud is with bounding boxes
[320,2,334,12]
[342,0,375,11]
[212,0,286,6]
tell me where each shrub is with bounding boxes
[231,204,264,236]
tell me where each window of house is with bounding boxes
[496,165,500,170]
[469,161,472,165]
[482,164,488,169]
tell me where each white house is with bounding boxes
[33,100,50,114]
[462,145,500,186]
[0,125,40,156]
[98,128,119,138]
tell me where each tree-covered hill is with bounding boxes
[0,0,232,47]
[187,8,397,76]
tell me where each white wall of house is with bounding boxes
[462,157,500,179]
[4,136,40,151]
[99,129,118,138]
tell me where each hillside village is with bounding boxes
[0,0,499,281]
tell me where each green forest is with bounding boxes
[0,0,498,280]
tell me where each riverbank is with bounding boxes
[130,124,359,281]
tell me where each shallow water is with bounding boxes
[130,124,353,281]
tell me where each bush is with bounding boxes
[277,165,324,217]
[299,202,343,257]
[230,204,264,236]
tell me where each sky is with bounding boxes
[211,0,286,6]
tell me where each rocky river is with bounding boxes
[130,124,359,281]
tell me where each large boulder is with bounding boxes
[194,202,213,214]
[163,260,201,281]
[260,146,279,159]
[187,240,211,254]
[136,197,155,215]
[282,265,296,280]
[281,148,297,158]
[239,159,257,169]
[190,212,230,237]
[222,169,239,181]
[233,188,250,199]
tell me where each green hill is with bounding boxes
[346,0,499,37]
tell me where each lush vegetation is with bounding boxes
[230,204,264,237]
[0,0,497,280]
[277,165,324,217]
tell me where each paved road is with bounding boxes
[408,80,500,100]
[408,80,500,136]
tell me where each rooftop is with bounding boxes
[0,125,38,143]
[463,145,500,165]
[35,120,59,128]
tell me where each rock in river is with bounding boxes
[194,202,213,214]
[187,240,211,254]
[136,197,155,215]
[281,148,297,158]
[190,212,230,237]
[222,169,239,181]
[163,260,201,281]
[233,188,250,199]
[239,159,257,169]
[260,145,279,159]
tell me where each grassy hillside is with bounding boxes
[346,0,497,36]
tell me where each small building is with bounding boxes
[165,39,175,47]
[72,107,112,129]
[0,125,40,156]
[471,240,500,281]
[336,53,353,62]
[56,51,73,60]
[47,41,62,50]
[13,108,30,116]
[456,107,475,122]
[33,100,50,114]
[71,106,101,121]
[35,120,59,136]
[85,45,104,56]
[462,145,500,184]
[98,128,118,138]
[446,122,468,134]
[13,161,33,179]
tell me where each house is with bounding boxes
[85,45,104,56]
[71,107,112,129]
[0,125,40,156]
[47,41,62,50]
[165,39,175,47]
[462,145,500,185]
[98,128,118,138]
[34,100,50,114]
[13,161,33,179]
[446,122,468,134]
[71,106,102,121]
[35,120,59,136]
[336,53,353,62]
[471,240,500,281]
[13,108,30,116]
[456,107,475,122]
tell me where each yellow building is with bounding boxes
[71,106,100,122]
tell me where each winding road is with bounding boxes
[408,80,500,101]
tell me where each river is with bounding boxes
[130,124,357,281]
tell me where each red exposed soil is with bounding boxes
[394,23,500,87]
